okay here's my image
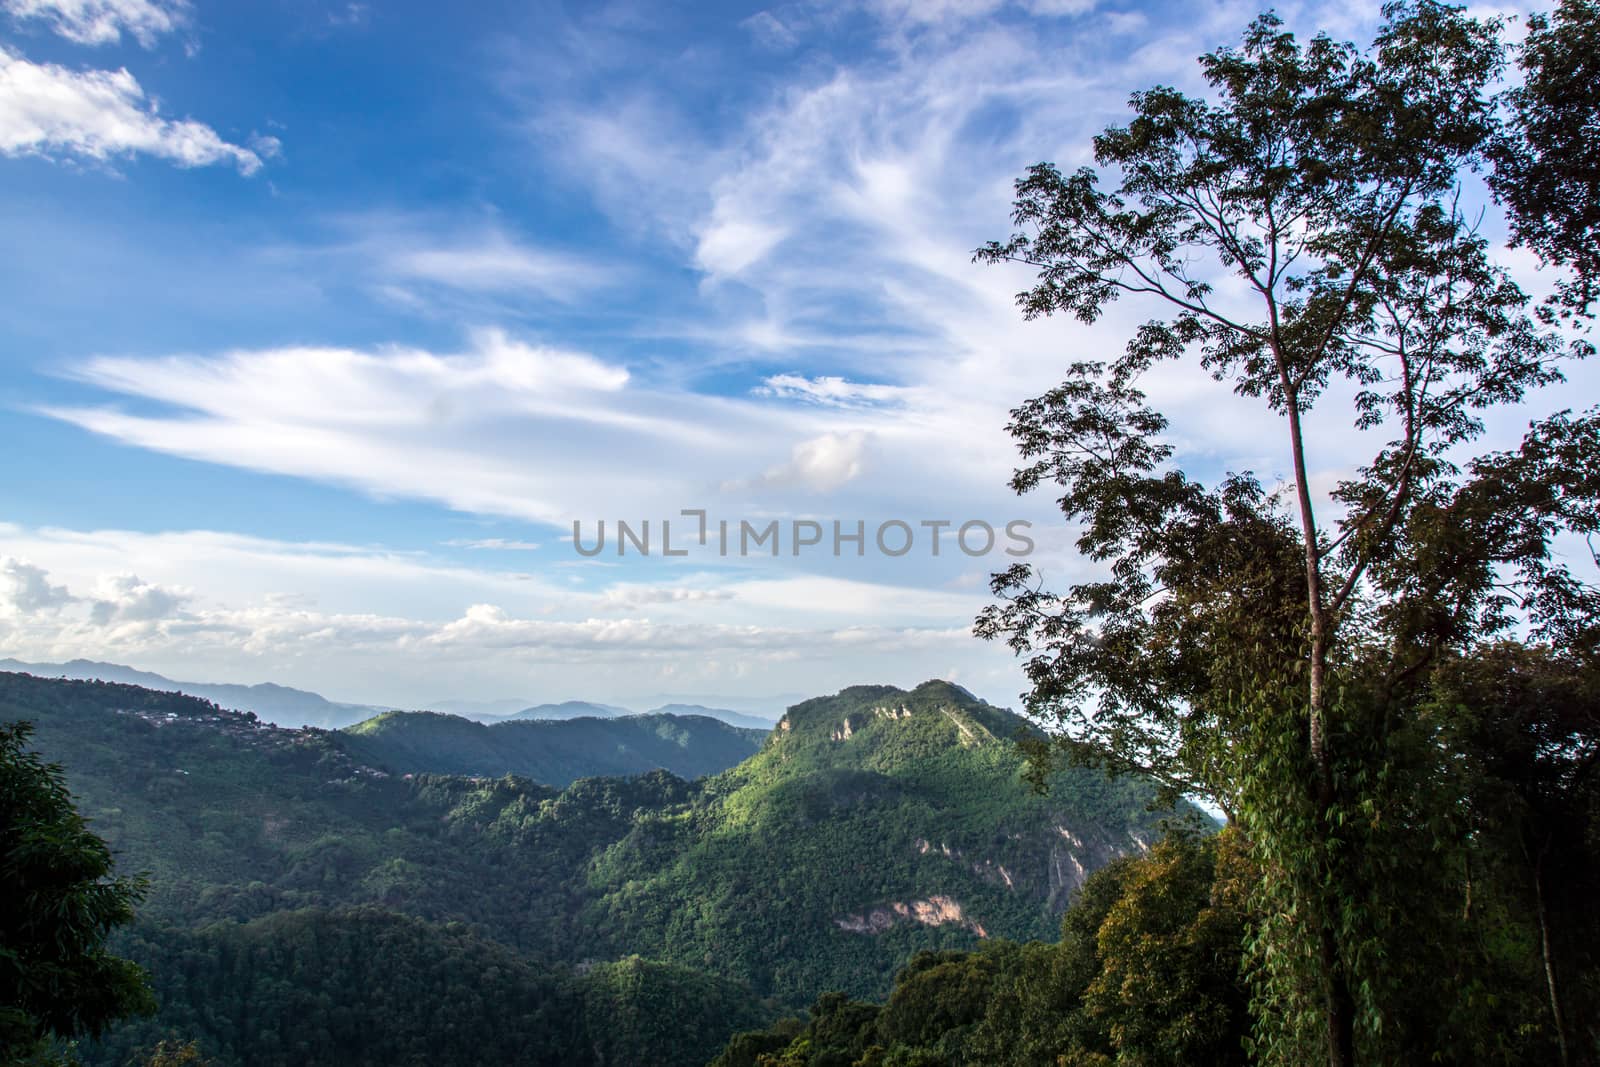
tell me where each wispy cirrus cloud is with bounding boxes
[446,538,542,552]
[279,213,620,316]
[756,374,914,409]
[3,0,188,48]
[38,327,936,525]
[515,0,1506,508]
[389,238,602,296]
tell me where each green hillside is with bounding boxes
[338,708,765,785]
[90,908,775,1067]
[2,670,1182,1063]
[576,680,1174,1000]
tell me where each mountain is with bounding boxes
[421,699,779,729]
[575,680,1177,999]
[505,699,635,720]
[0,658,382,728]
[421,696,535,720]
[3,670,1185,1064]
[337,709,767,786]
[644,702,778,730]
[507,699,780,730]
[642,690,808,716]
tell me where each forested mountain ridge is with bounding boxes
[338,708,766,785]
[2,669,1179,1064]
[570,680,1181,998]
[644,703,779,730]
[502,699,778,729]
[0,657,385,728]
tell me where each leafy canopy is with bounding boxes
[1,721,154,1063]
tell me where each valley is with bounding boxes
[0,669,1179,1065]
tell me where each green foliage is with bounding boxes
[1491,0,1600,319]
[711,829,1250,1067]
[577,955,777,1067]
[0,720,154,1064]
[87,908,773,1067]
[1426,644,1600,1064]
[973,3,1598,1063]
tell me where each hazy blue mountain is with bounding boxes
[421,696,536,720]
[505,699,636,720]
[644,703,778,730]
[641,691,806,715]
[0,657,382,728]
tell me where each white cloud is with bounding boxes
[0,526,1019,707]
[3,0,187,48]
[1101,10,1148,34]
[0,45,265,173]
[532,95,721,248]
[867,0,1007,28]
[0,557,74,614]
[447,538,542,551]
[599,584,735,609]
[327,2,368,29]
[741,10,798,50]
[88,572,188,624]
[385,231,609,298]
[755,430,870,492]
[283,214,617,313]
[1018,0,1097,16]
[39,327,942,523]
[757,374,913,409]
[694,214,786,278]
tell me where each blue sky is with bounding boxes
[0,0,1582,711]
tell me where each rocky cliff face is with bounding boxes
[834,895,988,938]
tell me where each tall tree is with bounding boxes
[0,721,153,1064]
[974,4,1593,1063]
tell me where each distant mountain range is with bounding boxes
[420,696,536,719]
[0,657,782,731]
[642,703,776,730]
[0,658,384,729]
[502,699,636,721]
[496,700,776,730]
[435,698,778,729]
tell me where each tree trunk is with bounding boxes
[1320,922,1357,1067]
[1534,840,1571,1067]
[1281,385,1354,1067]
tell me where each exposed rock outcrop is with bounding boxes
[834,895,988,938]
